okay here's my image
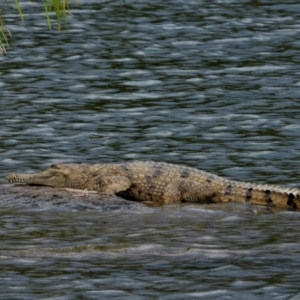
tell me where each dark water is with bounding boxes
[1,0,300,298]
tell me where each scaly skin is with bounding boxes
[5,161,300,209]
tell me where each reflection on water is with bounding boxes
[1,0,300,298]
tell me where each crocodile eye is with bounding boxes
[51,164,59,169]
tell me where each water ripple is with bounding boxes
[1,0,300,298]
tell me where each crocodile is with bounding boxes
[5,161,300,209]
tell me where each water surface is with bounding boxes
[1,1,300,298]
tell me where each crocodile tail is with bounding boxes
[218,181,300,209]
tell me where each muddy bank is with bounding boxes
[0,185,143,211]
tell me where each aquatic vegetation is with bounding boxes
[0,0,76,54]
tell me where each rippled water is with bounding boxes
[1,0,300,298]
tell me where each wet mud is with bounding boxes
[0,185,141,211]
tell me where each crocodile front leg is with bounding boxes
[91,175,132,195]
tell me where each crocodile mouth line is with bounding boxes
[6,175,49,183]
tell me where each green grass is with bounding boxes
[0,0,75,54]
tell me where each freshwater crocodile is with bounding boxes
[5,161,300,209]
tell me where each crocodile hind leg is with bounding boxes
[162,179,218,204]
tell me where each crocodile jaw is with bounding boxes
[6,168,68,188]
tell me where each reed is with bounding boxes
[0,0,76,54]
